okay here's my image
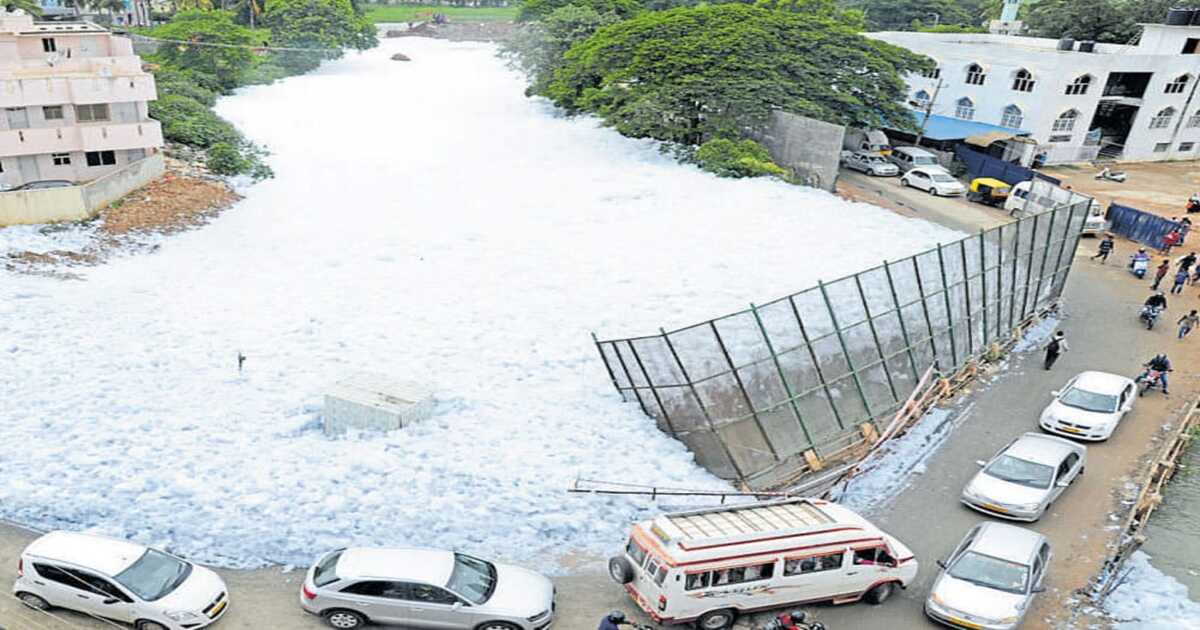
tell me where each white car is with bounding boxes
[901,167,966,196]
[842,151,899,176]
[300,547,555,630]
[1039,371,1136,441]
[925,522,1051,630]
[13,531,229,630]
[961,433,1087,522]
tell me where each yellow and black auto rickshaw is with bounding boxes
[967,178,1011,207]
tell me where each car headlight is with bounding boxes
[930,592,946,606]
[165,610,202,621]
[527,609,551,622]
[1017,502,1041,512]
[993,615,1020,624]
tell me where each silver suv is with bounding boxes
[300,547,555,630]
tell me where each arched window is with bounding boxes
[955,97,975,120]
[1189,111,1200,128]
[1150,107,1176,129]
[913,90,931,108]
[923,66,941,79]
[1065,74,1091,96]
[1000,104,1024,128]
[1052,109,1080,132]
[1012,68,1035,92]
[965,63,986,85]
[1166,74,1190,94]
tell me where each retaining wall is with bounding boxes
[0,153,164,227]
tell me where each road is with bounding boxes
[2,170,1193,630]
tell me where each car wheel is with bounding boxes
[697,608,737,629]
[136,621,169,630]
[324,609,367,629]
[477,623,521,630]
[608,556,635,584]
[928,187,939,196]
[864,582,895,604]
[17,592,49,611]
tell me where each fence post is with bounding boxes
[959,238,975,356]
[591,332,622,393]
[1032,206,1058,312]
[853,275,900,404]
[749,303,814,446]
[612,341,650,415]
[936,243,960,367]
[1051,202,1084,298]
[817,280,875,422]
[710,320,781,462]
[660,327,747,483]
[1020,212,1041,321]
[788,295,847,431]
[979,231,991,346]
[883,259,921,380]
[1055,203,1087,299]
[1009,218,1022,330]
[911,255,941,366]
[626,338,677,436]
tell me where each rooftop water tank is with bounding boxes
[1166,7,1195,25]
[1078,40,1096,52]
[1057,37,1076,50]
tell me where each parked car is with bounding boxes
[13,531,229,630]
[900,167,966,196]
[1038,371,1136,441]
[961,432,1087,522]
[843,128,892,154]
[888,146,941,171]
[10,179,73,191]
[842,151,899,176]
[608,498,917,628]
[925,522,1051,630]
[299,547,555,630]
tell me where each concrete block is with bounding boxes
[323,372,435,435]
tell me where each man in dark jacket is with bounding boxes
[1141,354,1172,395]
[1091,235,1115,263]
[1145,292,1169,311]
[1179,251,1198,273]
[599,611,630,630]
[1044,330,1069,370]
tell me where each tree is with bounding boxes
[847,0,975,31]
[517,0,641,22]
[2,0,42,15]
[262,0,377,73]
[544,4,930,145]
[1022,0,1131,42]
[693,138,787,178]
[152,11,257,92]
[501,4,622,95]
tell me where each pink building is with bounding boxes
[0,10,162,189]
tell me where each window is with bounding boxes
[913,90,931,109]
[1052,109,1079,132]
[42,105,63,120]
[313,550,343,587]
[625,539,647,568]
[1012,68,1035,92]
[1181,142,1196,152]
[709,562,775,587]
[853,547,897,567]
[784,552,844,576]
[922,66,941,79]
[42,37,56,52]
[965,63,986,85]
[0,159,4,173]
[1000,104,1024,129]
[1186,38,1200,54]
[75,103,110,122]
[1049,135,1073,143]
[955,97,975,120]
[1065,74,1091,95]
[51,153,70,166]
[685,572,710,591]
[408,583,460,605]
[1150,107,1176,130]
[1189,112,1200,128]
[340,581,408,598]
[32,563,81,589]
[1166,75,1190,94]
[1155,142,1171,152]
[86,150,116,167]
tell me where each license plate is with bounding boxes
[1060,426,1083,435]
[947,617,982,630]
[982,503,1009,514]
[210,600,227,617]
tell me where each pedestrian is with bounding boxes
[1182,217,1193,244]
[1191,265,1200,286]
[1179,251,1198,273]
[1091,235,1115,263]
[1152,259,1171,290]
[1179,310,1200,339]
[1172,268,1190,294]
[1044,330,1068,370]
[1162,229,1182,254]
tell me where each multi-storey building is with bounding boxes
[871,14,1200,164]
[0,10,162,190]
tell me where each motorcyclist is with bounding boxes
[599,610,630,630]
[1140,354,1173,395]
[1144,292,1168,311]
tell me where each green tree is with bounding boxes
[1022,0,1130,42]
[262,0,377,73]
[2,0,42,15]
[517,0,641,22]
[847,0,974,31]
[501,4,622,95]
[544,4,930,145]
[693,138,786,178]
[152,11,256,92]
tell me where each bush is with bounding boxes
[243,56,292,86]
[149,95,242,148]
[206,142,249,176]
[693,138,787,179]
[152,66,219,107]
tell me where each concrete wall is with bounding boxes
[754,111,844,192]
[0,151,162,226]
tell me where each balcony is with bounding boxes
[0,120,163,158]
[0,74,157,108]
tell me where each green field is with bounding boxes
[363,4,519,22]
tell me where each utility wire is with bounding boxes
[121,32,351,53]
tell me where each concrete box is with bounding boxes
[322,372,436,435]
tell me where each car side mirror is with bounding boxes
[936,559,947,569]
[975,460,987,467]
[1051,390,1060,397]
[1032,585,1046,593]
[102,598,119,605]
[452,602,464,610]
[1056,480,1070,488]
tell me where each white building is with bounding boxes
[871,19,1200,164]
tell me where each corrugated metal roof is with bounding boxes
[910,112,1031,142]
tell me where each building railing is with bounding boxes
[0,119,162,157]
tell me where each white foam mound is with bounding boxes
[1104,551,1200,629]
[0,38,961,569]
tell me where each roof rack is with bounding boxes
[658,498,834,543]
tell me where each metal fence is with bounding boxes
[594,201,1090,489]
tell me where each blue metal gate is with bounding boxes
[1107,203,1182,250]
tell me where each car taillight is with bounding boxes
[301,584,317,600]
[657,595,667,612]
[17,558,22,578]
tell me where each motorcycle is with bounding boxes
[1136,367,1171,396]
[1095,167,1127,183]
[1129,255,1150,278]
[1140,305,1163,330]
[758,611,827,630]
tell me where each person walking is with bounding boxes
[1152,259,1172,290]
[1179,310,1200,339]
[1091,235,1115,263]
[1179,251,1198,273]
[1162,229,1182,255]
[1172,268,1190,294]
[1044,330,1068,370]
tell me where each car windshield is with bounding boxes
[932,173,957,183]
[984,455,1054,489]
[867,156,886,163]
[113,549,192,601]
[949,551,1029,594]
[1059,386,1118,413]
[446,553,497,605]
[914,156,938,165]
[313,550,343,587]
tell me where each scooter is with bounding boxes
[758,611,827,630]
[1129,255,1149,278]
[1139,305,1162,330]
[1136,367,1171,396]
[1096,167,1127,183]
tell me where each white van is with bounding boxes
[888,146,942,172]
[1004,180,1105,232]
[607,498,918,629]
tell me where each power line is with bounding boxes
[122,32,345,53]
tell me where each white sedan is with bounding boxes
[961,432,1086,522]
[900,167,966,196]
[1039,371,1136,441]
[842,151,899,176]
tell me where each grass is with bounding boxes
[362,4,519,22]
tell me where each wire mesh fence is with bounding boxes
[594,200,1090,489]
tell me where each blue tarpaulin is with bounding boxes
[1107,203,1182,250]
[913,112,1031,142]
[954,146,1059,186]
